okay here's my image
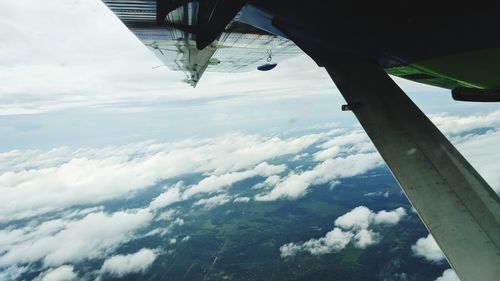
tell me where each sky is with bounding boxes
[1,0,500,281]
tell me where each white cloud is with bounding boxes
[233,197,251,203]
[0,208,153,268]
[279,242,303,258]
[353,229,380,249]
[334,206,406,230]
[430,111,500,135]
[0,132,324,222]
[0,265,30,281]
[435,269,460,281]
[334,206,374,230]
[193,194,231,209]
[373,207,406,225]
[280,228,353,257]
[182,162,286,199]
[150,183,183,210]
[313,131,373,161]
[427,110,500,193]
[173,218,184,226]
[411,234,446,263]
[454,130,500,193]
[34,265,77,281]
[100,248,157,277]
[256,152,383,201]
[280,206,405,257]
[36,265,77,281]
[252,175,281,189]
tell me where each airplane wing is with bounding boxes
[102,0,302,86]
[102,1,500,281]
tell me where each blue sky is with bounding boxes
[1,1,500,280]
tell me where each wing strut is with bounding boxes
[325,59,500,281]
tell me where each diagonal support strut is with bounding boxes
[325,60,500,281]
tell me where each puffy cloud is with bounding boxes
[435,269,460,281]
[279,242,303,258]
[252,175,281,189]
[353,229,380,249]
[100,248,157,277]
[256,153,383,201]
[334,206,374,230]
[280,206,405,257]
[411,234,446,263]
[193,194,231,209]
[0,208,153,268]
[149,183,183,210]
[301,228,354,255]
[280,228,353,257]
[334,206,406,230]
[373,208,406,225]
[36,265,77,281]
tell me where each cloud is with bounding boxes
[0,0,343,117]
[149,183,183,210]
[233,197,251,203]
[279,242,304,258]
[0,265,30,281]
[100,248,157,277]
[0,208,153,268]
[193,194,232,209]
[430,111,500,136]
[427,110,500,193]
[334,206,374,230]
[280,228,353,257]
[435,269,460,281]
[454,130,500,193]
[313,131,372,161]
[256,152,383,201]
[334,206,406,230]
[36,265,77,281]
[252,175,281,189]
[280,206,405,257]
[373,208,406,225]
[411,234,445,263]
[0,132,325,222]
[182,162,286,199]
[353,229,380,249]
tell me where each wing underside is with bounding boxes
[102,0,302,86]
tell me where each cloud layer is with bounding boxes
[1,109,499,279]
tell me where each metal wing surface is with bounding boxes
[102,0,302,86]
